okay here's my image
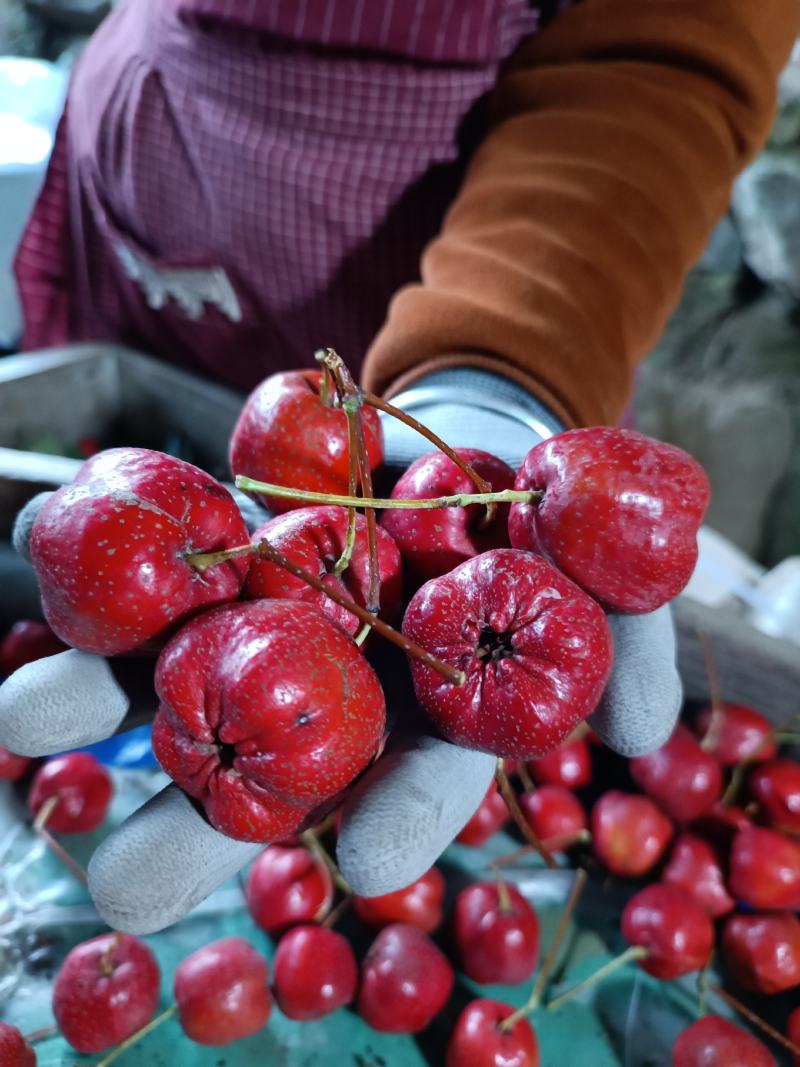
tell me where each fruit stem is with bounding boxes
[185,542,255,573]
[301,830,352,897]
[361,389,498,526]
[495,761,556,870]
[546,945,648,1012]
[491,832,591,871]
[99,932,123,978]
[332,397,360,578]
[501,869,588,1030]
[697,631,726,754]
[254,538,466,686]
[235,477,541,512]
[23,1025,57,1044]
[32,794,58,833]
[517,762,536,793]
[322,895,352,930]
[722,709,800,806]
[495,870,514,915]
[708,983,800,1057]
[94,1004,177,1067]
[32,797,88,885]
[354,622,371,647]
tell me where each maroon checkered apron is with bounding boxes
[14,0,539,389]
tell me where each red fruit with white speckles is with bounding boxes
[29,448,250,655]
[591,791,673,878]
[244,506,403,633]
[520,785,587,848]
[0,1022,36,1066]
[28,752,113,834]
[358,924,454,1033]
[728,826,800,910]
[695,703,776,766]
[174,937,271,1045]
[454,882,540,985]
[381,449,515,583]
[749,760,800,833]
[722,913,800,994]
[245,845,333,933]
[151,600,386,842]
[273,925,357,1020]
[672,1017,775,1067]
[509,428,710,613]
[0,619,65,676]
[629,725,722,822]
[446,999,539,1067]
[0,746,33,781]
[529,737,592,790]
[621,884,713,980]
[456,781,509,847]
[662,833,734,918]
[52,933,160,1053]
[229,370,383,515]
[354,866,445,933]
[402,549,613,759]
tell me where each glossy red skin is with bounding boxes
[520,786,587,847]
[402,549,613,759]
[749,760,800,833]
[152,600,386,842]
[672,1016,775,1067]
[788,1006,800,1067]
[446,999,539,1067]
[0,619,66,676]
[728,826,800,910]
[695,703,776,766]
[629,725,723,822]
[52,933,160,1053]
[381,449,515,584]
[509,428,709,613]
[354,867,445,933]
[244,506,402,634]
[229,370,383,515]
[691,802,751,847]
[273,925,357,1020]
[456,781,509,847]
[662,833,734,918]
[722,913,800,994]
[358,923,454,1033]
[29,448,250,655]
[621,884,713,980]
[0,1022,36,1067]
[454,882,540,985]
[529,737,592,790]
[0,746,33,782]
[591,791,673,878]
[245,845,333,933]
[28,753,112,834]
[174,937,271,1045]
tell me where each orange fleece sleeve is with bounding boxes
[363,0,800,427]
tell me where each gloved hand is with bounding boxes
[0,368,681,933]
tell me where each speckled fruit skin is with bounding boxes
[273,925,358,1020]
[354,867,446,933]
[456,781,509,846]
[662,833,734,918]
[0,746,33,782]
[381,449,515,584]
[29,448,250,655]
[357,923,454,1033]
[28,753,113,834]
[621,884,713,980]
[245,845,333,934]
[672,1017,775,1067]
[722,913,800,994]
[529,736,592,790]
[591,791,673,878]
[749,760,800,833]
[520,785,587,847]
[0,1022,36,1066]
[694,703,776,766]
[244,506,403,634]
[402,549,613,760]
[509,428,710,614]
[454,882,540,985]
[151,600,386,842]
[174,937,271,1046]
[0,619,65,676]
[446,999,539,1067]
[52,933,160,1054]
[629,725,722,822]
[728,826,800,910]
[229,370,383,515]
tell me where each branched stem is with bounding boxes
[235,478,539,511]
[495,761,556,869]
[33,797,88,885]
[547,946,648,1012]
